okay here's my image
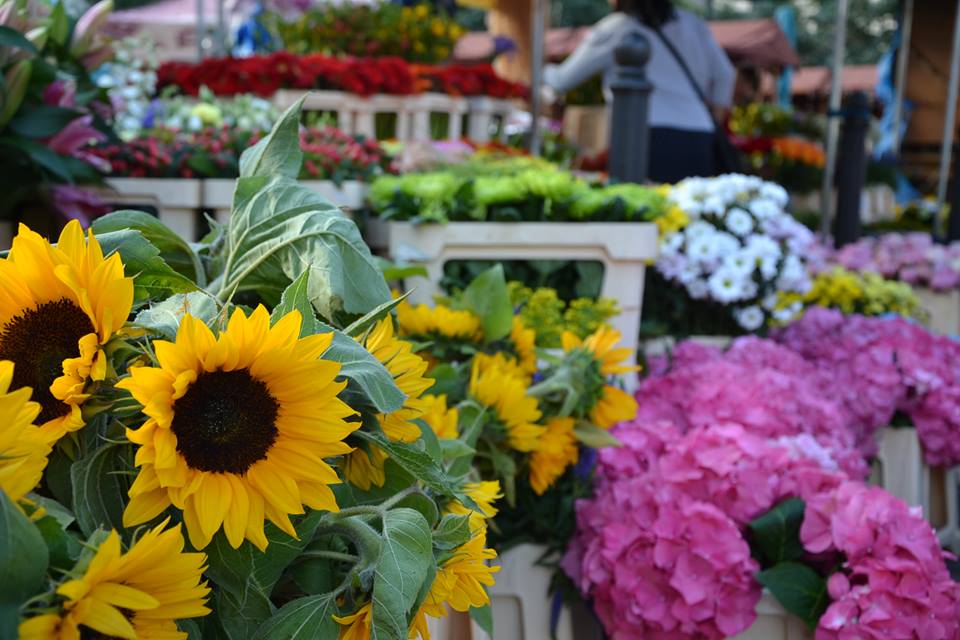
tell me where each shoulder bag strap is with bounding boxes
[649,26,717,126]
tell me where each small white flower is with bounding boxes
[723,250,756,276]
[708,268,749,304]
[734,305,765,331]
[725,207,755,237]
[684,221,715,240]
[688,233,721,264]
[678,262,701,284]
[749,198,781,220]
[761,293,780,311]
[712,232,741,259]
[661,232,684,256]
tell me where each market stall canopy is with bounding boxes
[789,64,878,96]
[455,18,800,69]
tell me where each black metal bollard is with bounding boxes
[608,32,653,184]
[832,91,871,247]
[948,146,960,241]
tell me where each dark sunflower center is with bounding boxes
[171,369,280,474]
[0,298,95,424]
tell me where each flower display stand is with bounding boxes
[788,186,895,223]
[731,593,812,639]
[273,90,411,139]
[389,221,660,364]
[203,179,366,224]
[465,96,516,142]
[408,93,469,141]
[915,288,960,336]
[873,427,960,548]
[562,105,608,156]
[97,178,202,241]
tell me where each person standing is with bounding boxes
[543,0,736,183]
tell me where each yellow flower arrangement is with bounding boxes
[396,299,483,342]
[0,361,48,503]
[447,480,502,532]
[0,221,133,442]
[420,393,459,440]
[510,316,538,376]
[18,520,209,640]
[118,306,357,550]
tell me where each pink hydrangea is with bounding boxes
[632,339,868,478]
[776,308,960,465]
[569,476,762,639]
[828,232,960,292]
[802,481,960,639]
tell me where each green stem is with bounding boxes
[296,550,360,564]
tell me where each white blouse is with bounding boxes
[543,10,735,133]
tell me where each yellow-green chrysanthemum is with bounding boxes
[0,360,48,503]
[420,394,458,440]
[18,520,209,640]
[334,602,372,640]
[117,306,357,550]
[0,221,133,442]
[396,299,482,341]
[562,326,639,429]
[469,358,544,451]
[529,417,578,495]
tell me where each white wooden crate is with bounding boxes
[407,92,469,141]
[388,221,660,365]
[203,178,366,225]
[274,89,411,139]
[873,426,959,549]
[731,592,812,640]
[96,178,202,240]
[915,288,960,336]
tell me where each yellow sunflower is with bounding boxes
[469,358,544,452]
[362,318,433,443]
[0,221,133,442]
[529,417,578,495]
[561,326,639,429]
[420,394,458,440]
[334,602,372,640]
[446,480,501,532]
[396,300,482,341]
[510,316,537,376]
[117,306,357,550]
[473,351,529,382]
[419,528,499,617]
[0,360,48,503]
[18,520,209,640]
[343,318,434,491]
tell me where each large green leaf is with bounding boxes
[756,561,829,630]
[8,105,81,138]
[0,26,39,54]
[239,97,304,180]
[95,229,198,304]
[0,491,48,617]
[458,264,512,342]
[271,270,320,337]
[432,514,472,551]
[371,508,432,640]
[317,321,405,415]
[213,584,274,640]
[747,498,806,567]
[70,442,132,537]
[342,291,410,338]
[204,511,324,603]
[216,175,391,322]
[356,431,464,502]
[252,593,340,639]
[93,210,205,285]
[134,292,221,340]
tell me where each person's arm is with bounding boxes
[543,19,622,95]
[700,20,736,109]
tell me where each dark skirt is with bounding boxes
[648,126,717,184]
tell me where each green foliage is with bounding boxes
[0,492,48,622]
[508,281,619,347]
[458,264,513,343]
[747,498,806,566]
[371,508,433,639]
[757,562,830,629]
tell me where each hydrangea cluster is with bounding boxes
[775,308,960,465]
[634,337,868,477]
[659,174,816,330]
[802,482,960,638]
[829,232,960,292]
[565,421,842,639]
